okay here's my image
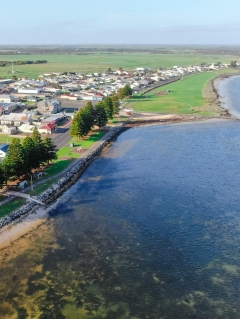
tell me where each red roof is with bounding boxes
[40,122,56,130]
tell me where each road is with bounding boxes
[51,123,72,149]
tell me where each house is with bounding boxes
[0,102,18,114]
[37,99,62,114]
[0,125,17,134]
[18,88,41,94]
[0,79,12,85]
[0,113,32,126]
[18,124,35,133]
[27,96,40,102]
[38,122,57,134]
[18,180,28,188]
[0,94,16,103]
[0,144,9,162]
[33,172,43,179]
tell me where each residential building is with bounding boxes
[0,102,18,114]
[38,122,57,134]
[0,144,10,162]
[0,113,32,126]
[37,99,62,114]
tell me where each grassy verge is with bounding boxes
[0,177,60,218]
[43,160,73,178]
[0,198,26,218]
[27,177,60,197]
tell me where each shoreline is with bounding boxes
[0,115,235,250]
[0,73,239,249]
[212,73,240,117]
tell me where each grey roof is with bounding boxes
[0,144,10,153]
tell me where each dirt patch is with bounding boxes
[202,75,231,116]
[154,90,169,96]
[126,114,230,128]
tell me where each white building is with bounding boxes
[0,94,17,103]
[18,88,41,94]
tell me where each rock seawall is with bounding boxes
[0,123,128,230]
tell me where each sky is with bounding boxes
[2,0,240,45]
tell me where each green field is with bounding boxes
[0,52,238,79]
[128,72,221,115]
[0,135,24,144]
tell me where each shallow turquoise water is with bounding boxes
[1,120,240,318]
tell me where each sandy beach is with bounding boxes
[0,206,50,252]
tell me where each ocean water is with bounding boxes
[219,75,240,117]
[1,120,240,318]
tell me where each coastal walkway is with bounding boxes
[0,122,124,208]
[2,191,44,205]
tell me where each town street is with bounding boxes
[51,124,72,149]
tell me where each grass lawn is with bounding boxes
[129,72,220,115]
[0,162,71,218]
[0,198,26,218]
[58,131,107,159]
[28,177,60,196]
[0,134,24,144]
[44,160,72,177]
[0,177,60,219]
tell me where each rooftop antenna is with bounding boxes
[11,60,14,74]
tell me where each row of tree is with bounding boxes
[0,128,57,188]
[230,61,238,67]
[70,93,120,139]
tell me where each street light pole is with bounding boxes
[29,174,33,191]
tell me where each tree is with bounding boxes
[103,96,113,119]
[123,84,132,97]
[0,166,5,188]
[94,102,108,129]
[70,108,91,139]
[70,111,83,139]
[85,101,95,131]
[1,161,12,185]
[1,138,25,179]
[111,93,120,114]
[32,127,45,165]
[43,137,58,165]
[117,84,132,100]
[22,136,40,174]
[230,60,237,67]
[117,87,125,99]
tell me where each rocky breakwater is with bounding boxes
[0,123,128,230]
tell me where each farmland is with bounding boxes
[0,50,239,79]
